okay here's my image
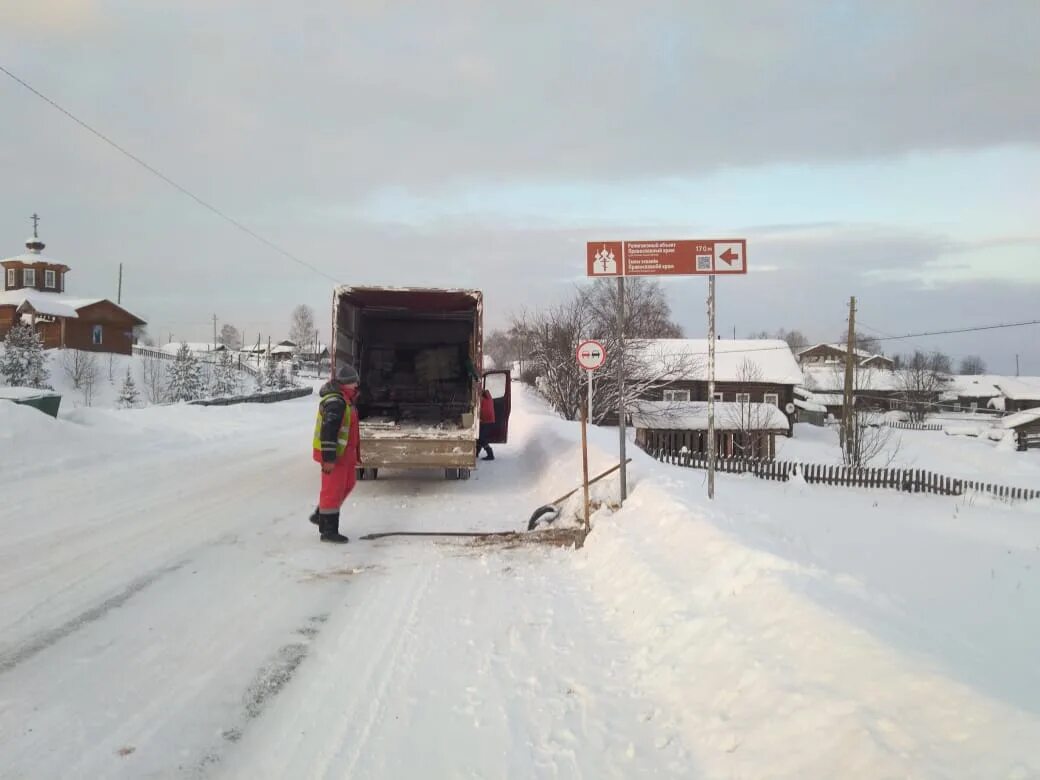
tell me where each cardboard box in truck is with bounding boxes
[332,286,511,480]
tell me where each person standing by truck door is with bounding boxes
[309,364,361,543]
[477,388,496,461]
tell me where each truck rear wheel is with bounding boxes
[458,468,471,481]
[445,468,458,480]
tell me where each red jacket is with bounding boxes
[480,392,496,424]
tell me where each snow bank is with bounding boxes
[573,463,1040,777]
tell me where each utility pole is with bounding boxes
[842,296,857,459]
[117,264,123,305]
[1016,354,1020,377]
[213,314,218,349]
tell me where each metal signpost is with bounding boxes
[576,340,606,530]
[576,339,606,421]
[586,239,747,501]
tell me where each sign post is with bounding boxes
[586,239,747,501]
[576,340,606,530]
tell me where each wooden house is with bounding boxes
[993,378,1040,414]
[1,231,145,355]
[633,400,791,460]
[1001,409,1040,451]
[797,343,894,370]
[627,339,803,430]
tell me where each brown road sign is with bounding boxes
[586,239,747,276]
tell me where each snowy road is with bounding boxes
[0,395,684,778]
[3,388,1040,778]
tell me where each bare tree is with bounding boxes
[61,349,100,406]
[836,331,882,355]
[517,280,696,422]
[959,355,987,375]
[141,354,168,404]
[723,359,777,459]
[896,351,948,422]
[289,305,316,348]
[218,323,243,350]
[485,329,519,371]
[841,408,897,467]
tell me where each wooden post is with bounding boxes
[581,404,591,532]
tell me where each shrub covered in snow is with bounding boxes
[0,324,50,389]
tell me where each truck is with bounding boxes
[332,286,512,480]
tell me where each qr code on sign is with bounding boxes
[696,255,712,271]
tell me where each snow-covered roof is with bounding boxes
[297,343,329,354]
[631,401,791,432]
[0,386,58,401]
[1001,408,1040,430]
[0,289,108,319]
[801,365,901,393]
[993,377,1040,402]
[271,344,296,355]
[794,398,828,413]
[1,253,66,266]
[631,340,803,385]
[797,343,875,360]
[161,342,226,355]
[943,374,1005,398]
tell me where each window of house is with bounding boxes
[5,268,14,288]
[736,393,751,404]
[764,393,779,406]
[713,392,724,402]
[45,270,56,288]
[92,325,103,345]
[663,388,691,402]
[23,268,36,287]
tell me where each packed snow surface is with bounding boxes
[1,385,1039,778]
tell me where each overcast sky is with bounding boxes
[2,0,1038,372]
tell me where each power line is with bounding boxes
[0,64,340,285]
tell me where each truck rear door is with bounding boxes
[482,370,512,443]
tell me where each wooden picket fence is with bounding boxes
[647,448,1040,503]
[884,421,944,431]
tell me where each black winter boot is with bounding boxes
[320,512,349,544]
[309,506,320,526]
[482,446,495,461]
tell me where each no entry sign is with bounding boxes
[576,340,606,371]
[587,240,747,277]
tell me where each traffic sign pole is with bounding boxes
[617,276,627,503]
[708,274,716,500]
[588,368,593,423]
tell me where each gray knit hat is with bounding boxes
[334,363,360,385]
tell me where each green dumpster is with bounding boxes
[0,388,62,418]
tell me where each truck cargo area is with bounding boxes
[335,287,480,425]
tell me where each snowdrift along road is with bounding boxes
[1,386,1039,778]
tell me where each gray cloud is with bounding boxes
[1,1,1037,371]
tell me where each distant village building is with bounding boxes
[0,217,145,355]
[629,339,804,427]
[797,343,895,371]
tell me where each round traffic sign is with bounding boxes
[576,339,607,371]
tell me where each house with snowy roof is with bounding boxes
[629,339,803,412]
[992,377,1040,414]
[797,343,895,371]
[1,222,145,355]
[623,340,803,451]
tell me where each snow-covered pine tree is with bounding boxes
[166,343,204,402]
[275,363,290,389]
[212,350,239,397]
[118,366,140,408]
[0,323,49,388]
[263,358,279,390]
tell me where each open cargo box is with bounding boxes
[333,286,483,476]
